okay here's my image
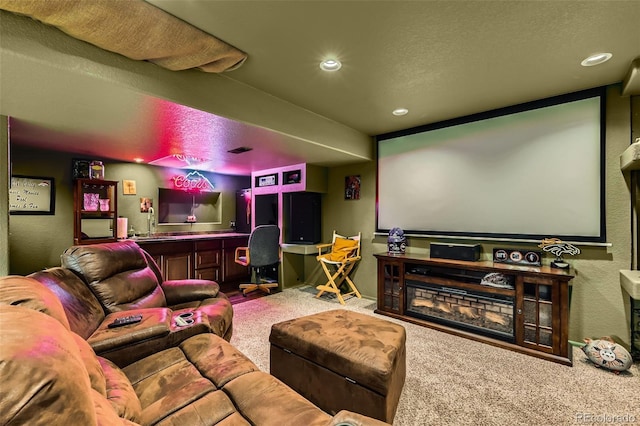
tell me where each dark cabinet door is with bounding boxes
[223,237,250,282]
[377,259,403,314]
[195,240,222,282]
[139,241,193,280]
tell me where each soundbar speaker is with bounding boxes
[430,242,481,262]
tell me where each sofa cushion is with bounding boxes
[161,279,220,305]
[180,333,259,388]
[0,275,71,330]
[28,267,106,339]
[126,346,218,425]
[0,305,98,425]
[92,388,134,426]
[72,333,107,397]
[223,371,331,426]
[99,357,143,422]
[152,390,244,426]
[123,333,259,425]
[62,240,167,312]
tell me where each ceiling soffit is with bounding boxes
[0,0,247,72]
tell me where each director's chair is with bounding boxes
[315,231,362,305]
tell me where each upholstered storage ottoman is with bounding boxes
[269,309,406,423]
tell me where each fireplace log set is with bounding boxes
[407,282,515,340]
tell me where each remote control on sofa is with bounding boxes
[108,314,143,328]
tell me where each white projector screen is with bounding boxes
[376,88,605,243]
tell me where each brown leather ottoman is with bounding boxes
[269,309,406,423]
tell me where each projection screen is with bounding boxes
[376,88,605,243]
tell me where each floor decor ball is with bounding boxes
[582,337,633,373]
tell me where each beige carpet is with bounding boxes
[230,286,640,426]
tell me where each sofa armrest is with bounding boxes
[161,279,220,305]
[87,308,171,353]
[327,410,391,426]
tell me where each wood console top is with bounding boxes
[374,253,574,280]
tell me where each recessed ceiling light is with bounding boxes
[392,108,409,116]
[581,52,613,67]
[320,59,342,72]
[134,158,144,163]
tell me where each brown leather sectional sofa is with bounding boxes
[0,240,390,425]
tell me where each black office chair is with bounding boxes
[234,225,280,296]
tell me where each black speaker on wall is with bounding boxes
[285,192,321,244]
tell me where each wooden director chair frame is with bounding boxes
[315,231,362,305]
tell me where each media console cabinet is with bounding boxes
[374,253,575,365]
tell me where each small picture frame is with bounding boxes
[72,158,91,179]
[123,180,137,195]
[140,197,153,213]
[283,170,302,185]
[345,175,361,200]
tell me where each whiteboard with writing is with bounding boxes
[9,175,55,214]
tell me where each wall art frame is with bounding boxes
[9,175,56,215]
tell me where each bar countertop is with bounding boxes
[127,232,249,243]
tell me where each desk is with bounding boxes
[281,243,320,288]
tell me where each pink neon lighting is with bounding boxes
[172,171,215,192]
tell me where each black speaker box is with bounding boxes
[285,192,321,244]
[430,242,481,262]
[254,193,278,226]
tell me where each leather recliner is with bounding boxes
[28,240,233,366]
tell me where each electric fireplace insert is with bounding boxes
[405,265,515,341]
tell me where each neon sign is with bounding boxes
[172,171,215,192]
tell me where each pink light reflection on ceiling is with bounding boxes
[143,97,310,175]
[150,98,240,169]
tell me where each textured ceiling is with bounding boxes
[2,1,639,175]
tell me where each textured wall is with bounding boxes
[567,85,631,344]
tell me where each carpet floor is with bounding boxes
[229,286,639,426]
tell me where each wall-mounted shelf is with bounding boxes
[620,140,640,172]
